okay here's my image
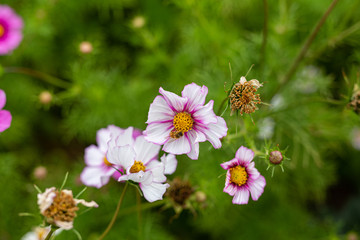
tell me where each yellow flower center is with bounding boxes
[103,156,112,166]
[229,166,248,186]
[0,24,4,37]
[130,161,146,173]
[173,112,193,133]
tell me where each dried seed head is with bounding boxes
[229,77,262,115]
[348,90,360,114]
[166,178,194,206]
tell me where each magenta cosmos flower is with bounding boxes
[0,5,23,55]
[220,146,266,205]
[144,83,228,160]
[0,89,12,132]
[80,125,141,188]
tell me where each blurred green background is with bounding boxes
[1,0,360,239]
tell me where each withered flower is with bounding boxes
[229,76,262,116]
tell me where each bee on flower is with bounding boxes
[228,76,262,116]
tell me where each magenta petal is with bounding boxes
[246,161,260,179]
[248,175,266,201]
[0,90,6,109]
[0,110,12,132]
[235,146,254,163]
[181,83,208,112]
[159,87,187,112]
[232,187,250,205]
[146,96,175,123]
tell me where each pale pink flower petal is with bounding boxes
[235,146,255,163]
[146,96,175,123]
[232,187,250,205]
[140,182,169,202]
[160,154,177,174]
[163,136,191,154]
[192,100,217,125]
[0,89,6,109]
[134,136,160,165]
[220,158,239,170]
[144,121,173,145]
[146,161,166,182]
[0,5,23,55]
[107,145,136,169]
[74,199,99,208]
[197,116,228,149]
[80,166,114,188]
[84,145,105,166]
[248,176,266,201]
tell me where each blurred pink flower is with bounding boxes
[0,89,12,132]
[144,83,228,160]
[220,146,266,205]
[0,5,23,55]
[80,125,140,188]
[107,134,177,202]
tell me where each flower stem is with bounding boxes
[98,182,129,240]
[270,0,339,98]
[3,67,71,89]
[136,189,142,240]
[44,226,56,240]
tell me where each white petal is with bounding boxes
[146,96,175,123]
[84,145,105,166]
[106,145,136,169]
[159,87,187,112]
[181,83,208,112]
[146,161,167,182]
[248,175,266,201]
[96,127,112,152]
[192,100,217,125]
[232,187,250,205]
[54,220,73,230]
[123,171,153,184]
[144,122,173,145]
[163,134,191,155]
[134,136,161,165]
[160,154,177,174]
[80,166,114,188]
[37,187,56,214]
[140,182,169,202]
[235,146,254,163]
[74,199,99,208]
[187,142,199,160]
[240,76,247,84]
[115,127,135,146]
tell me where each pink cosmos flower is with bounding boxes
[0,5,23,55]
[220,146,266,205]
[0,89,12,132]
[107,134,177,202]
[80,125,141,188]
[144,83,228,160]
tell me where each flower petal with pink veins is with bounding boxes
[232,187,250,205]
[0,110,12,132]
[163,135,191,155]
[159,87,187,112]
[246,161,260,179]
[248,175,266,201]
[192,100,217,125]
[141,182,169,202]
[181,83,208,112]
[146,96,175,123]
[198,116,228,149]
[220,158,239,170]
[235,146,254,163]
[144,122,173,145]
[134,136,160,165]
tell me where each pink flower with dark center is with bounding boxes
[0,5,23,55]
[144,83,228,160]
[80,125,141,188]
[220,146,266,205]
[0,89,12,132]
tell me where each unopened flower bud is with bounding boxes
[195,191,206,203]
[33,166,47,180]
[132,16,145,28]
[269,150,283,165]
[39,91,52,104]
[79,41,93,54]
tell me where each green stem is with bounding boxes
[136,189,142,240]
[3,67,71,89]
[270,0,339,99]
[98,182,129,240]
[44,227,56,240]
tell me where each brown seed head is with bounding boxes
[229,80,261,115]
[166,178,194,206]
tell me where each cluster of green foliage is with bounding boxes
[1,0,360,239]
